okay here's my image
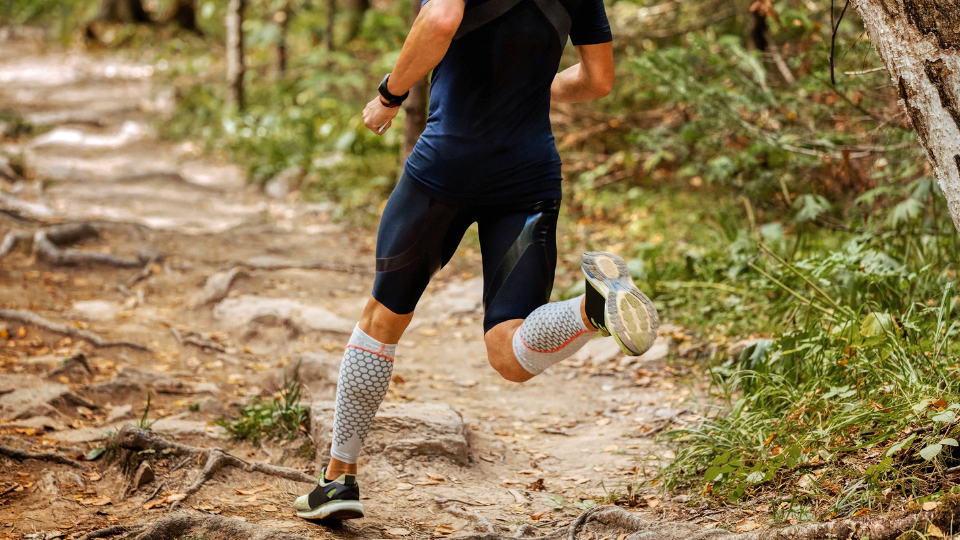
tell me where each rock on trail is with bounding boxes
[310,401,470,467]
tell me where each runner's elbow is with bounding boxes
[592,74,614,98]
[422,6,462,38]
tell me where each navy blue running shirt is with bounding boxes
[402,0,612,206]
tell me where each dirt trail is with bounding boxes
[0,36,697,540]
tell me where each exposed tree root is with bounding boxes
[437,499,499,534]
[0,309,148,350]
[170,327,226,352]
[34,224,143,267]
[444,503,960,540]
[0,221,153,268]
[114,172,221,192]
[115,426,316,508]
[125,252,160,286]
[126,513,310,540]
[45,352,94,378]
[0,442,86,469]
[0,230,30,258]
[77,525,146,540]
[225,258,373,275]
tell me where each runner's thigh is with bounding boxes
[372,175,473,315]
[478,200,560,333]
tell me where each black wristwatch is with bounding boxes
[378,73,409,108]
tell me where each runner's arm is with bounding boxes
[550,42,614,103]
[363,0,464,134]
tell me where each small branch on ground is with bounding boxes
[114,426,315,508]
[0,309,149,351]
[0,442,86,468]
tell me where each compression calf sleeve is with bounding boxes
[512,296,597,376]
[330,325,396,464]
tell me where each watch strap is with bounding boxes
[378,73,409,108]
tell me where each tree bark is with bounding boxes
[326,0,336,50]
[276,3,291,74]
[97,0,151,23]
[226,0,246,111]
[165,0,201,33]
[345,0,371,42]
[850,0,960,233]
[401,0,429,168]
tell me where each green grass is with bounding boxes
[658,234,960,520]
[216,365,308,444]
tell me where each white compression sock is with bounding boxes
[512,296,597,376]
[330,325,396,464]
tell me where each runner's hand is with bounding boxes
[363,96,400,135]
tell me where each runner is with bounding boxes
[294,0,659,521]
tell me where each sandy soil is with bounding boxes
[0,36,705,540]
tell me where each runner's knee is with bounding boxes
[359,297,413,344]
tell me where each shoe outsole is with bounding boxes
[297,500,365,521]
[582,251,659,356]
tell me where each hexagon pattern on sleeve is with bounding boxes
[513,296,596,375]
[330,326,396,464]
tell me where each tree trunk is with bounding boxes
[226,0,246,111]
[851,0,960,233]
[276,3,291,74]
[97,0,151,23]
[401,0,429,168]
[165,0,201,33]
[326,0,336,50]
[345,0,370,42]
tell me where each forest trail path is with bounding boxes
[0,37,695,539]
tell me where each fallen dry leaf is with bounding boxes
[236,486,270,496]
[384,527,412,538]
[166,494,187,503]
[735,519,761,533]
[646,498,660,508]
[434,524,455,536]
[604,445,619,452]
[395,482,415,491]
[261,505,278,512]
[79,496,111,506]
[426,473,445,481]
[928,523,945,538]
[530,512,545,520]
[415,479,442,486]
[923,501,939,511]
[143,500,165,510]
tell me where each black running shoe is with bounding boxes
[582,251,659,356]
[293,467,364,520]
